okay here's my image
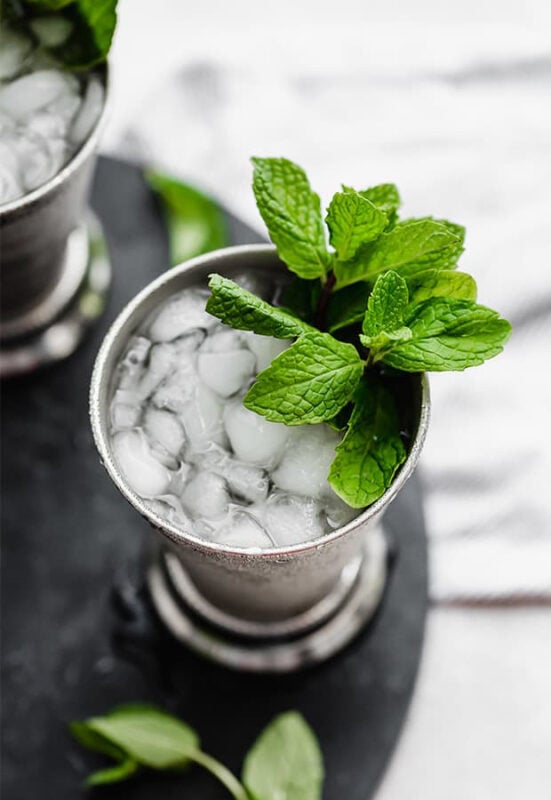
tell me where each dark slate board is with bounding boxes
[0,156,428,800]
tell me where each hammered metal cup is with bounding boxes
[90,245,430,672]
[0,68,110,377]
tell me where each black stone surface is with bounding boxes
[0,156,428,800]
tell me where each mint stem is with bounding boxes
[188,749,249,800]
[314,271,336,329]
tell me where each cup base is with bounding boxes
[147,526,388,673]
[0,212,111,378]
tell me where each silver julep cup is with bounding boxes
[90,245,430,672]
[0,68,111,377]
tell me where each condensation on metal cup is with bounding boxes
[0,67,111,378]
[90,245,430,672]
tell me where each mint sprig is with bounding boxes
[206,156,511,509]
[71,704,323,799]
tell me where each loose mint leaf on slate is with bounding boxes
[53,0,118,68]
[329,376,406,508]
[381,298,512,372]
[408,269,477,304]
[334,219,463,288]
[85,759,139,787]
[243,712,324,800]
[252,157,330,280]
[146,171,228,266]
[326,282,370,333]
[70,721,128,761]
[280,275,322,323]
[362,271,409,337]
[207,274,312,338]
[244,331,363,424]
[82,704,200,770]
[326,190,388,261]
[344,183,401,226]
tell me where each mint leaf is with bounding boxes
[362,271,409,338]
[334,219,463,288]
[70,721,127,762]
[381,298,512,371]
[408,269,477,304]
[243,712,324,800]
[403,216,466,244]
[252,157,330,279]
[244,331,363,424]
[53,0,118,67]
[85,759,138,786]
[329,376,407,508]
[326,282,370,333]
[82,704,200,770]
[207,274,311,338]
[326,190,387,261]
[346,183,401,226]
[147,171,228,267]
[360,271,411,356]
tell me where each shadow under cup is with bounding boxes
[90,245,430,671]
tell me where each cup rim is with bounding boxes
[90,243,430,559]
[0,64,109,217]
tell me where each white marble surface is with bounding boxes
[103,1,551,795]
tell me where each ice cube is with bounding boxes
[200,328,243,353]
[137,343,178,401]
[117,336,151,390]
[12,131,66,192]
[29,16,73,48]
[112,429,172,499]
[323,489,359,529]
[212,506,275,549]
[0,142,23,203]
[46,92,81,126]
[223,401,289,466]
[197,349,255,397]
[143,407,186,458]
[0,70,79,121]
[244,332,290,372]
[0,30,32,82]
[147,495,191,529]
[272,425,342,499]
[110,388,142,432]
[148,289,215,342]
[26,109,71,141]
[69,74,104,146]
[178,383,226,448]
[182,471,229,520]
[262,492,325,546]
[189,442,269,504]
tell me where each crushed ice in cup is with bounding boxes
[0,25,104,205]
[108,286,362,548]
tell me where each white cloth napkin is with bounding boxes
[104,12,551,604]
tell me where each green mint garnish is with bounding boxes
[252,157,330,279]
[71,704,323,800]
[326,189,388,261]
[407,269,477,304]
[381,298,511,372]
[243,330,363,425]
[360,271,411,358]
[242,711,324,800]
[207,274,312,338]
[205,156,511,509]
[329,376,407,508]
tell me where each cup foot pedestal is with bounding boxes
[147,526,388,673]
[0,212,111,378]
